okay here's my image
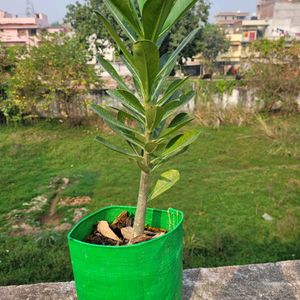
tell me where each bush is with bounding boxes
[7,33,100,124]
[245,38,300,113]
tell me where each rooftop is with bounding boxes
[215,12,250,17]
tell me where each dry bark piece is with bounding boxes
[129,234,152,245]
[152,232,166,239]
[126,215,134,227]
[111,211,128,229]
[121,226,134,240]
[144,230,157,236]
[97,221,121,242]
[145,226,167,233]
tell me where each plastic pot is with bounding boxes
[68,205,184,300]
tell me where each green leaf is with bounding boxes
[94,11,136,72]
[158,77,190,105]
[149,169,180,201]
[145,141,159,153]
[153,28,198,100]
[97,56,128,91]
[137,0,148,13]
[104,0,140,42]
[159,52,172,69]
[132,40,160,98]
[142,0,175,41]
[158,28,199,78]
[90,104,141,136]
[95,136,139,158]
[136,157,151,173]
[161,90,195,121]
[160,112,193,138]
[160,0,197,36]
[108,89,145,118]
[162,129,199,158]
[145,105,165,131]
[104,0,142,39]
[113,107,143,124]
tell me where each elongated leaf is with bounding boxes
[112,107,143,124]
[104,0,142,38]
[137,0,148,13]
[136,157,151,173]
[132,40,160,98]
[162,130,199,158]
[103,1,137,41]
[95,12,136,72]
[142,0,175,41]
[159,52,172,69]
[160,0,197,36]
[97,56,128,91]
[145,141,159,153]
[160,112,193,138]
[162,90,195,121]
[158,28,199,78]
[151,145,189,168]
[145,104,166,131]
[108,89,145,118]
[91,104,141,136]
[149,169,180,201]
[121,54,143,95]
[109,122,145,149]
[158,77,190,105]
[96,136,139,158]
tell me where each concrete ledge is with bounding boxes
[0,260,299,300]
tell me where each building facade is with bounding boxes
[0,9,66,46]
[264,1,300,40]
[215,12,249,34]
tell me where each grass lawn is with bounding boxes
[0,116,300,285]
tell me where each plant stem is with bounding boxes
[133,158,150,237]
[133,125,151,237]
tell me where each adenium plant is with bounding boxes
[92,0,200,238]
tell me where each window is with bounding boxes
[18,29,26,37]
[28,29,37,36]
[231,45,239,53]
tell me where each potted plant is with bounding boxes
[68,0,200,299]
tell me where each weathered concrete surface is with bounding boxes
[0,260,299,300]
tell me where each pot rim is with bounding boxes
[68,205,184,249]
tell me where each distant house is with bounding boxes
[215,11,249,33]
[0,9,68,47]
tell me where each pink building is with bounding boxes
[0,9,66,46]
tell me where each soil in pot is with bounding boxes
[85,210,167,246]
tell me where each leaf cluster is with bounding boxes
[92,0,201,199]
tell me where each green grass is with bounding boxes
[0,117,300,285]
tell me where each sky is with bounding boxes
[0,0,257,24]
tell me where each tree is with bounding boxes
[245,38,300,112]
[91,0,200,237]
[0,44,25,123]
[8,33,99,122]
[161,0,210,63]
[64,0,120,48]
[200,24,230,63]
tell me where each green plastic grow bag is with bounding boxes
[68,205,184,300]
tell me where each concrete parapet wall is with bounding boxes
[0,260,299,300]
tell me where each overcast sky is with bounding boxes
[0,0,257,24]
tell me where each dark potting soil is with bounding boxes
[84,211,167,246]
